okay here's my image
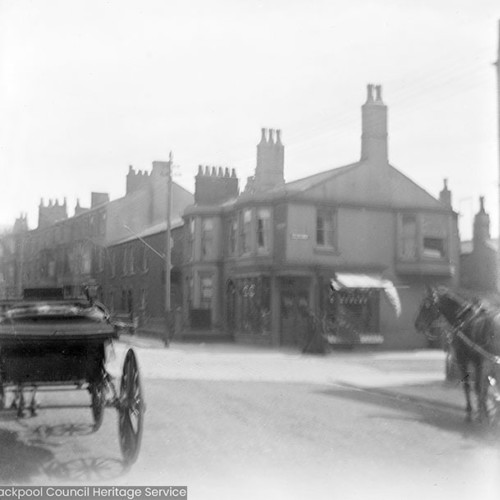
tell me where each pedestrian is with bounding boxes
[302,307,327,354]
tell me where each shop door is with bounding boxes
[280,284,310,347]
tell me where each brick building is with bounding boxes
[0,162,194,335]
[181,85,460,349]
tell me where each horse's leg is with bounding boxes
[457,356,473,421]
[475,360,487,423]
[29,387,38,417]
[16,387,26,418]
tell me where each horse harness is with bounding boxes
[451,305,500,366]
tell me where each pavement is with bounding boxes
[117,332,467,417]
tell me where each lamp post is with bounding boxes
[164,152,173,346]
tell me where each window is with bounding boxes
[110,250,116,277]
[422,214,447,259]
[201,218,214,259]
[129,246,135,274]
[200,275,213,310]
[257,208,270,251]
[316,209,335,247]
[227,217,238,256]
[423,237,445,259]
[95,247,104,273]
[81,245,91,274]
[141,246,148,272]
[122,248,128,275]
[187,218,195,261]
[241,209,252,254]
[399,215,417,261]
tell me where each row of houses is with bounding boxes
[0,84,496,349]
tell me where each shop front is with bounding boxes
[325,273,401,347]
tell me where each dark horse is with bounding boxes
[415,286,500,423]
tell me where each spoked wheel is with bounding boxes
[485,375,500,426]
[118,348,144,466]
[90,382,105,431]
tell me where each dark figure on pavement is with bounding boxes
[302,308,327,354]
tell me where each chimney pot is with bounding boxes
[260,128,267,143]
[366,84,374,102]
[225,167,230,177]
[268,129,275,144]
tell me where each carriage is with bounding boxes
[0,287,144,466]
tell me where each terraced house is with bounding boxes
[182,85,460,349]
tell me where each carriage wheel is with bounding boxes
[485,375,500,426]
[90,382,105,431]
[118,349,144,466]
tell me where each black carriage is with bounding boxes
[0,289,144,466]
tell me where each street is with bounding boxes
[0,340,499,500]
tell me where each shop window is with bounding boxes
[236,277,271,334]
[200,275,213,310]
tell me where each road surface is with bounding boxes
[0,341,499,500]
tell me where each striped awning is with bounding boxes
[331,274,401,317]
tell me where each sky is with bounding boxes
[0,0,499,240]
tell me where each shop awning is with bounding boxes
[331,273,401,317]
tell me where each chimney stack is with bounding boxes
[439,179,452,207]
[254,127,285,191]
[361,83,388,164]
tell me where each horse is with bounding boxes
[414,286,500,423]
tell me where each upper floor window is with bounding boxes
[399,214,417,261]
[141,246,149,272]
[316,209,336,248]
[81,245,91,275]
[241,209,252,254]
[187,218,195,261]
[201,218,214,259]
[422,214,447,260]
[227,217,238,256]
[110,250,116,277]
[423,237,445,259]
[122,248,128,275]
[95,247,104,273]
[128,246,135,274]
[257,208,270,251]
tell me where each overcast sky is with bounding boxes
[0,0,499,239]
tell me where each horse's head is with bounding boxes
[414,286,441,334]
